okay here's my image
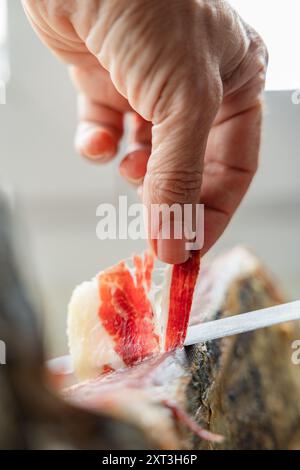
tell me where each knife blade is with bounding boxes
[184,300,300,346]
[48,301,300,375]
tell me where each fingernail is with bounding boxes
[157,219,190,264]
[119,150,149,184]
[78,129,117,161]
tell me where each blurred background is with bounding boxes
[0,1,299,357]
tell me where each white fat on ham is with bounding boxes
[67,277,125,380]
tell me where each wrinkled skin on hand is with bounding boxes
[22,0,268,264]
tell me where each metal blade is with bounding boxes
[184,300,300,346]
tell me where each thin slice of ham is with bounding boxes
[68,251,200,380]
[164,252,200,351]
[98,254,160,367]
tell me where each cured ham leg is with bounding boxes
[63,247,300,449]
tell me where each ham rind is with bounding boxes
[164,251,201,351]
[64,351,223,447]
[98,254,160,367]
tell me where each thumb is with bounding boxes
[143,82,221,264]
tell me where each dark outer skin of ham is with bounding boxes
[165,251,201,351]
[64,350,223,445]
[98,253,160,366]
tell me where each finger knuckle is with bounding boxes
[249,30,269,66]
[248,33,269,92]
[145,170,202,205]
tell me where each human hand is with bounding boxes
[22,0,268,263]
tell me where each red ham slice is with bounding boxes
[165,251,201,351]
[98,254,160,367]
[67,251,201,379]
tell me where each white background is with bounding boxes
[228,0,300,90]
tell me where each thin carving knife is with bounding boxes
[184,300,300,346]
[48,301,300,374]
